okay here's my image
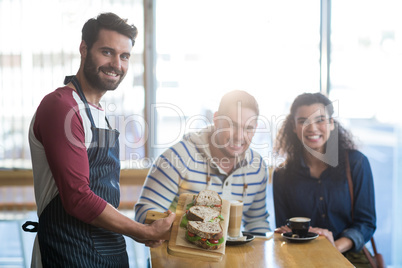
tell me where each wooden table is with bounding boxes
[150,233,354,268]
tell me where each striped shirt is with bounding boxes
[135,128,270,233]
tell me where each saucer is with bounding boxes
[281,232,319,243]
[226,234,255,245]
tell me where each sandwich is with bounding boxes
[185,221,225,250]
[180,190,224,228]
[181,189,225,250]
[193,190,222,211]
[186,205,222,222]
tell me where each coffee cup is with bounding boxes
[228,200,243,238]
[286,217,311,238]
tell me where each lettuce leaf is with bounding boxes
[186,201,195,210]
[185,231,201,242]
[180,214,189,228]
[208,214,224,222]
[185,232,224,246]
[205,237,225,247]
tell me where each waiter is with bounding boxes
[27,13,175,267]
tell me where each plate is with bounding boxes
[281,232,319,243]
[226,234,255,245]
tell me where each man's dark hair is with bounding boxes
[218,90,259,116]
[82,12,138,51]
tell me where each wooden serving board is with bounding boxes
[144,211,169,225]
[167,193,230,262]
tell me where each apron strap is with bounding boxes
[65,75,97,128]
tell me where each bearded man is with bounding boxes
[27,12,174,267]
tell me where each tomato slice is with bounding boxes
[214,204,222,207]
[208,239,219,244]
[187,231,195,237]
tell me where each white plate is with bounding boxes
[226,234,255,245]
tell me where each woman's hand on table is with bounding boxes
[274,225,292,234]
[309,227,353,252]
[309,227,335,247]
[334,237,353,253]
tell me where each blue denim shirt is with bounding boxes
[273,150,376,252]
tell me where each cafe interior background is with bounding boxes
[1,0,401,267]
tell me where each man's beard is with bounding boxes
[83,52,125,92]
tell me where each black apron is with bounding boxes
[32,76,128,267]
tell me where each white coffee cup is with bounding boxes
[228,200,243,238]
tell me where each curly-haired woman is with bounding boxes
[273,92,376,267]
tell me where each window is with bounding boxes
[153,0,321,165]
[330,0,402,265]
[0,0,145,169]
